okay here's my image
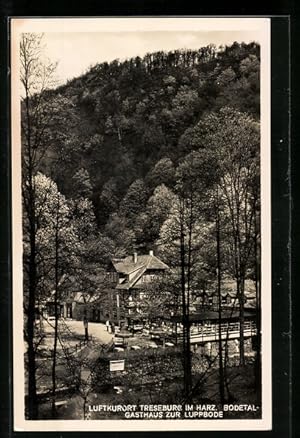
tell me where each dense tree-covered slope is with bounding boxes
[37,42,260,254]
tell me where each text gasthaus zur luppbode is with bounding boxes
[87,404,259,419]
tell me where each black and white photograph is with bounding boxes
[11,17,271,431]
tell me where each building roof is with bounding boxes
[112,254,169,274]
[116,265,147,290]
[112,253,169,290]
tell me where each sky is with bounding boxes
[42,30,259,86]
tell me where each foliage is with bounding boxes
[22,36,261,414]
[31,42,259,253]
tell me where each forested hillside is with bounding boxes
[35,41,260,257]
[21,35,261,418]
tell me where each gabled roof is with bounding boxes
[112,253,169,290]
[112,254,169,275]
[112,257,145,275]
[116,265,147,290]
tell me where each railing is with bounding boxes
[174,320,256,344]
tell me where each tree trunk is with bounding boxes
[83,396,87,420]
[84,304,89,342]
[51,206,60,418]
[27,166,38,419]
[179,200,192,398]
[216,198,225,404]
[51,289,59,418]
[235,220,245,366]
[27,272,38,419]
[238,278,245,366]
[254,204,261,393]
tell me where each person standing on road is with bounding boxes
[106,319,110,332]
[83,316,89,342]
[111,322,115,334]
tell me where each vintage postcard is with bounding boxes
[11,17,271,431]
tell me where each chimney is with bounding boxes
[133,252,138,264]
[149,250,154,256]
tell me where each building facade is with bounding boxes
[107,250,170,326]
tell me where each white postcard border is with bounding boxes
[11,16,271,432]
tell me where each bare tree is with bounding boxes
[252,176,261,392]
[50,194,75,418]
[191,108,260,366]
[20,33,58,419]
[157,149,218,398]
